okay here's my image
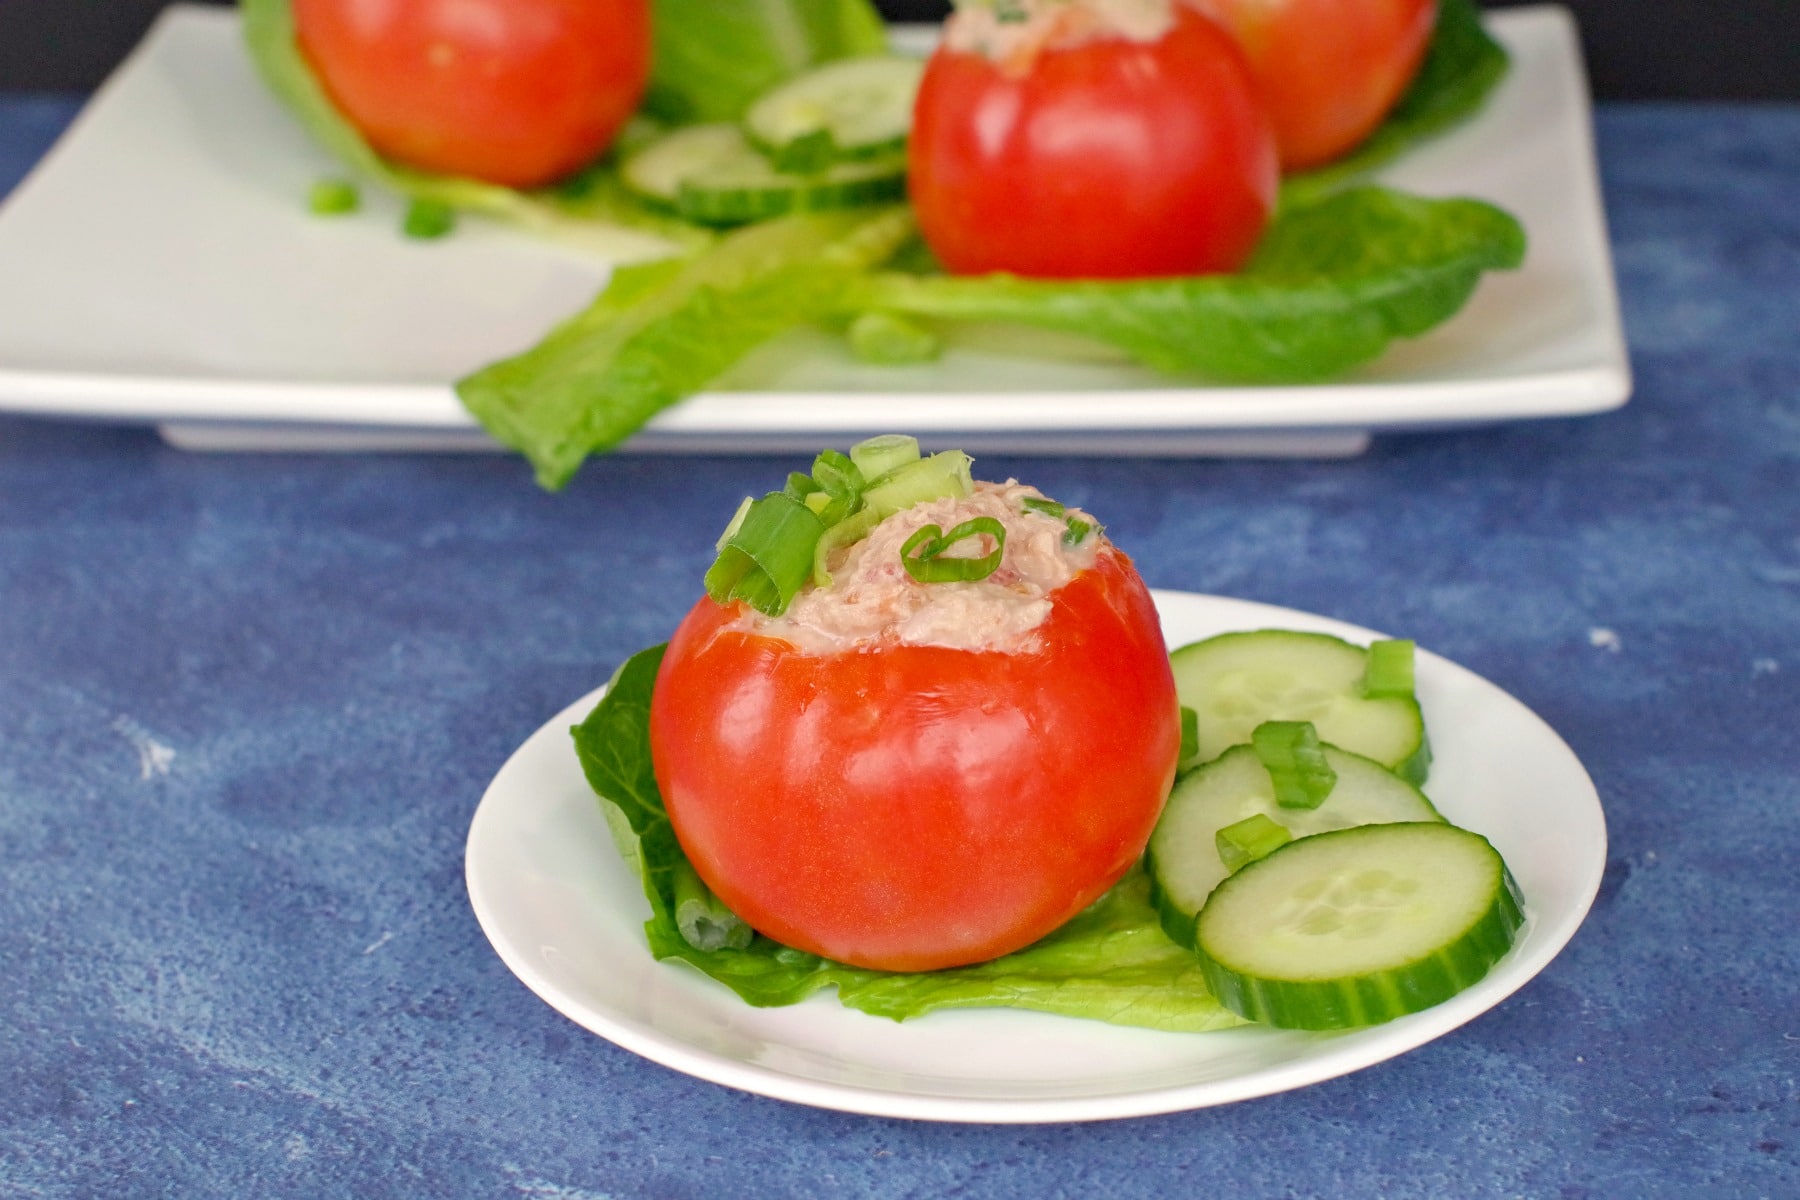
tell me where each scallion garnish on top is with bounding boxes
[706,437,995,614]
[705,492,824,615]
[900,517,1006,584]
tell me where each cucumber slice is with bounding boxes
[744,55,925,171]
[1170,629,1430,783]
[1146,743,1440,950]
[1194,822,1525,1029]
[620,123,906,226]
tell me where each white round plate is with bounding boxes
[465,591,1606,1123]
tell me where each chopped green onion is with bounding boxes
[1363,639,1417,699]
[849,434,922,482]
[900,516,1006,584]
[308,178,359,216]
[784,471,821,501]
[1063,516,1096,545]
[1178,705,1201,773]
[806,448,863,526]
[1021,496,1065,518]
[848,312,942,365]
[1215,813,1294,873]
[402,199,455,239]
[714,496,753,552]
[705,491,826,616]
[812,506,882,589]
[1251,720,1338,810]
[672,861,753,951]
[810,448,862,496]
[862,450,973,518]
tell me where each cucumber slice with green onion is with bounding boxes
[1146,742,1441,950]
[620,123,907,226]
[1170,629,1431,783]
[743,55,925,171]
[1194,822,1525,1029]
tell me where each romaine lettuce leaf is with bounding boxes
[462,186,1524,488]
[459,206,919,489]
[572,644,1245,1030]
[852,186,1526,383]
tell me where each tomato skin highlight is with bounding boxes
[293,0,651,188]
[907,4,1277,280]
[1194,0,1438,170]
[649,550,1181,973]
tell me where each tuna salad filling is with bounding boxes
[738,480,1104,655]
[944,0,1181,73]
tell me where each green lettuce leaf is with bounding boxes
[1282,0,1511,206]
[572,644,1244,1030]
[458,206,918,489]
[461,187,1522,487]
[644,0,892,124]
[852,186,1525,383]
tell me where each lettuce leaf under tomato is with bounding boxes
[852,186,1526,381]
[572,644,1246,1031]
[240,0,889,251]
[460,186,1524,489]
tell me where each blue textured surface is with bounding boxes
[1,98,1797,1197]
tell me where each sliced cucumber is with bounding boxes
[1170,630,1430,783]
[744,55,925,171]
[620,123,906,226]
[1146,743,1440,950]
[1194,822,1525,1029]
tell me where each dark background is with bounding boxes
[0,0,1795,100]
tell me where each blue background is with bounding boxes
[1,98,1796,1196]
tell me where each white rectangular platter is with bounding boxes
[0,4,1629,456]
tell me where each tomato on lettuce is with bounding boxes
[1195,0,1438,170]
[907,2,1278,280]
[648,549,1181,973]
[292,0,651,188]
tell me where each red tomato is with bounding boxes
[649,550,1180,973]
[293,0,651,188]
[907,4,1277,280]
[1194,0,1438,170]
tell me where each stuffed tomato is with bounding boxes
[649,441,1180,972]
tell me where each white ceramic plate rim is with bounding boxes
[465,590,1606,1123]
[0,6,1630,452]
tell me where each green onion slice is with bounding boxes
[1178,705,1201,773]
[1215,813,1295,873]
[863,450,973,518]
[1063,516,1096,545]
[900,516,1006,584]
[705,491,826,616]
[849,433,922,481]
[784,471,821,501]
[1021,496,1065,517]
[812,506,882,590]
[308,178,359,216]
[402,198,455,239]
[714,496,753,552]
[1251,720,1338,811]
[1363,639,1417,699]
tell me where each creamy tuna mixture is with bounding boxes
[945,0,1180,72]
[740,480,1105,654]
